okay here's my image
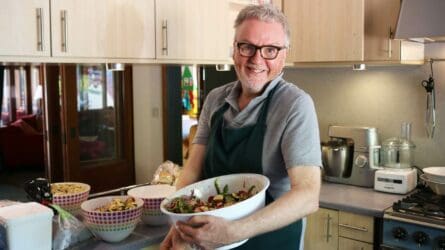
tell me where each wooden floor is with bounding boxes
[0,168,45,202]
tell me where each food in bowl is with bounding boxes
[128,184,176,225]
[165,180,257,213]
[51,183,89,195]
[81,195,143,243]
[95,197,138,212]
[51,182,90,214]
[160,173,270,250]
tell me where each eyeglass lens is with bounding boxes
[238,43,279,59]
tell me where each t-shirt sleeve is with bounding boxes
[281,93,322,168]
[192,92,213,145]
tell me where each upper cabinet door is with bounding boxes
[51,0,155,59]
[284,0,365,63]
[155,0,232,62]
[283,0,424,64]
[0,0,51,57]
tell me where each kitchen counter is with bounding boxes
[68,182,404,249]
[319,182,407,217]
[70,224,169,250]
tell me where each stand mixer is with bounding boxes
[322,125,380,187]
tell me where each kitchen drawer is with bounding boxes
[339,237,373,250]
[338,211,374,243]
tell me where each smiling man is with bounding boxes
[161,4,322,250]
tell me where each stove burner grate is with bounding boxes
[392,187,445,221]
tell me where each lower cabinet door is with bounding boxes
[304,208,339,250]
[339,237,373,250]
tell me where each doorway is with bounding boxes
[46,64,135,193]
[0,65,45,201]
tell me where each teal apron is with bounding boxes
[203,84,302,250]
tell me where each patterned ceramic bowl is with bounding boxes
[81,195,143,243]
[127,184,176,225]
[51,182,90,214]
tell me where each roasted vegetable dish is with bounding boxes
[95,197,138,212]
[165,179,257,213]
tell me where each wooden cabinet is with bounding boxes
[0,0,51,57]
[155,0,232,62]
[339,237,373,250]
[305,208,375,250]
[305,208,339,250]
[51,0,155,59]
[283,0,424,64]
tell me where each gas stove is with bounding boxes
[382,187,445,250]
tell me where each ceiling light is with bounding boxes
[106,63,125,71]
[215,64,231,71]
[352,64,366,71]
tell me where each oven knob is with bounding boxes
[413,231,429,245]
[392,227,407,240]
[436,236,445,249]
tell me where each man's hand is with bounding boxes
[176,215,238,250]
[160,226,190,250]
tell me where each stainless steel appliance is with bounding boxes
[322,125,380,187]
[382,187,445,249]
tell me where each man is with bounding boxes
[161,4,321,250]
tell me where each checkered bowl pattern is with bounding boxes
[81,195,143,243]
[51,182,90,214]
[127,184,176,225]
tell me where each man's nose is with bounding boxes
[250,48,264,62]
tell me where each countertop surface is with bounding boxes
[70,224,169,250]
[69,182,407,249]
[319,182,407,217]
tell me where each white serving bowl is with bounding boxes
[423,166,445,183]
[81,195,143,243]
[127,184,176,225]
[420,174,445,195]
[160,173,270,250]
[51,182,90,214]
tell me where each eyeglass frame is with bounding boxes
[235,42,287,60]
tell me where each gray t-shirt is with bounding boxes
[194,73,322,199]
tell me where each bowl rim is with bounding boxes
[160,173,270,216]
[81,195,144,213]
[420,174,445,184]
[128,184,176,199]
[51,182,91,197]
[423,166,445,176]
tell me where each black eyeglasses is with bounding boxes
[236,42,287,60]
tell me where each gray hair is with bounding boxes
[234,4,290,48]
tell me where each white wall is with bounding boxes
[284,44,445,168]
[132,65,164,184]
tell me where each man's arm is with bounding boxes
[176,165,321,249]
[160,143,207,250]
[176,143,206,189]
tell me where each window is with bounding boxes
[0,66,43,127]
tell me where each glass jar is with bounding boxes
[381,137,415,169]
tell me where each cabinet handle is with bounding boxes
[326,214,332,242]
[36,8,43,51]
[61,10,67,52]
[338,223,368,232]
[387,26,394,58]
[162,20,168,56]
